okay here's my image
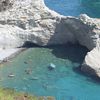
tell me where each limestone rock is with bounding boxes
[81,47,100,77]
[0,0,99,49]
[0,0,13,11]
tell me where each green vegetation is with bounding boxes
[0,87,55,100]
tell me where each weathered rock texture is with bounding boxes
[0,0,100,77]
[0,0,13,11]
[81,47,100,77]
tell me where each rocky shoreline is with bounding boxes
[0,48,25,64]
[0,0,100,78]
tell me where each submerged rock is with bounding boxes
[30,77,39,80]
[48,63,56,70]
[8,73,15,77]
[24,61,28,64]
[25,68,32,74]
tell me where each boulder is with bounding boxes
[81,47,100,77]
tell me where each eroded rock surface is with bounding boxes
[0,0,13,11]
[81,47,100,77]
[0,0,100,78]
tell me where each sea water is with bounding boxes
[44,0,100,18]
[0,45,100,100]
[0,0,100,100]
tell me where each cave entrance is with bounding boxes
[22,41,40,48]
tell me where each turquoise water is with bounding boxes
[1,45,100,100]
[44,0,100,18]
[0,1,100,99]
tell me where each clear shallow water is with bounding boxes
[0,45,100,100]
[0,1,99,100]
[44,0,100,18]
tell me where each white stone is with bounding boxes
[81,47,100,77]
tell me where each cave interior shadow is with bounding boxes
[48,43,88,63]
[49,43,100,84]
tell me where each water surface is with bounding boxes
[0,0,100,100]
[1,45,100,100]
[44,0,100,18]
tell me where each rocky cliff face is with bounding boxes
[81,47,100,77]
[0,0,13,11]
[0,0,100,78]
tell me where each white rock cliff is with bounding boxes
[0,0,100,77]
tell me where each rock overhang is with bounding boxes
[0,0,100,78]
